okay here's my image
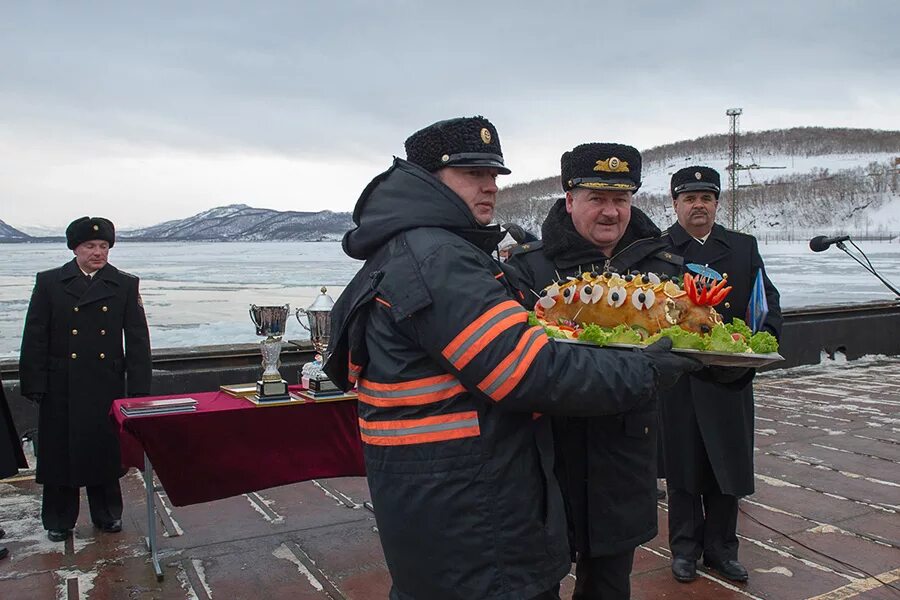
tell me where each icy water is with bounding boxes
[1,240,898,358]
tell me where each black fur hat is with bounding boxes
[561,143,641,192]
[66,216,115,249]
[404,116,511,174]
[671,166,721,198]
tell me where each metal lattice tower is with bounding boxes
[726,108,743,229]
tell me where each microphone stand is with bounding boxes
[835,241,900,298]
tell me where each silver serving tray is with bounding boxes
[553,338,784,368]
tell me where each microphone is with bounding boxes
[809,234,851,252]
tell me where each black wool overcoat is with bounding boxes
[660,223,782,496]
[19,259,152,486]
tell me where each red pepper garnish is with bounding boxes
[708,286,732,306]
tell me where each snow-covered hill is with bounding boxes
[496,127,900,238]
[0,219,31,242]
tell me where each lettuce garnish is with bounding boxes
[708,324,750,353]
[646,326,708,350]
[749,331,779,354]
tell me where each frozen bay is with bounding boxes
[1,240,898,358]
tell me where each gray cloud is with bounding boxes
[1,1,898,226]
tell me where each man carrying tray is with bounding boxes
[507,143,685,600]
[660,166,782,584]
[323,117,700,600]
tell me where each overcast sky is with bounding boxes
[2,1,898,230]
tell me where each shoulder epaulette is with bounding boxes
[507,240,544,257]
[654,249,684,266]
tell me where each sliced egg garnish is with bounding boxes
[580,284,604,304]
[631,288,656,310]
[537,289,556,309]
[562,286,576,304]
[607,285,627,308]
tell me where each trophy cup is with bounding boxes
[295,287,337,396]
[249,304,291,402]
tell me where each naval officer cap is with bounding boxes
[66,216,116,249]
[404,116,511,174]
[671,166,721,199]
[561,143,642,192]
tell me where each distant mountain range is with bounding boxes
[0,219,32,241]
[1,205,354,243]
[120,204,353,241]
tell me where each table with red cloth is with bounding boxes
[110,386,365,579]
[113,386,365,506]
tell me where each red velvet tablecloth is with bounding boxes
[111,387,365,506]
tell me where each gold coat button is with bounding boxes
[102,306,108,312]
[71,329,78,335]
[73,307,79,312]
[99,353,105,359]
[71,353,77,359]
[100,329,106,335]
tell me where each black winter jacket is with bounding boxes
[324,160,668,600]
[507,200,683,556]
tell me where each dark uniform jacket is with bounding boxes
[0,378,28,479]
[324,159,668,600]
[660,222,782,496]
[19,259,152,486]
[507,200,683,556]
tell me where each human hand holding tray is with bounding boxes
[552,338,784,368]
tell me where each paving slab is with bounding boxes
[1,356,899,599]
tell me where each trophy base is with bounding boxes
[308,377,339,394]
[256,379,290,402]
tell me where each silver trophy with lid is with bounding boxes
[295,287,336,393]
[249,304,291,401]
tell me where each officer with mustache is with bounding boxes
[661,166,781,584]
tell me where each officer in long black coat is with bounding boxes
[19,217,152,542]
[1,376,28,560]
[660,167,782,584]
[508,143,686,600]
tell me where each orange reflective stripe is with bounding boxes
[478,326,549,402]
[375,297,392,308]
[348,359,363,385]
[442,300,525,370]
[359,374,465,407]
[359,411,480,446]
[494,272,504,279]
[452,312,526,370]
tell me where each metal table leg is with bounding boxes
[143,452,164,581]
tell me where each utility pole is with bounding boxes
[725,108,743,229]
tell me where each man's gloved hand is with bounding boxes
[27,393,44,405]
[642,337,703,388]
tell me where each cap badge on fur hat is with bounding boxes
[65,216,115,249]
[695,171,702,180]
[594,157,629,173]
[561,142,642,192]
[404,115,510,174]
